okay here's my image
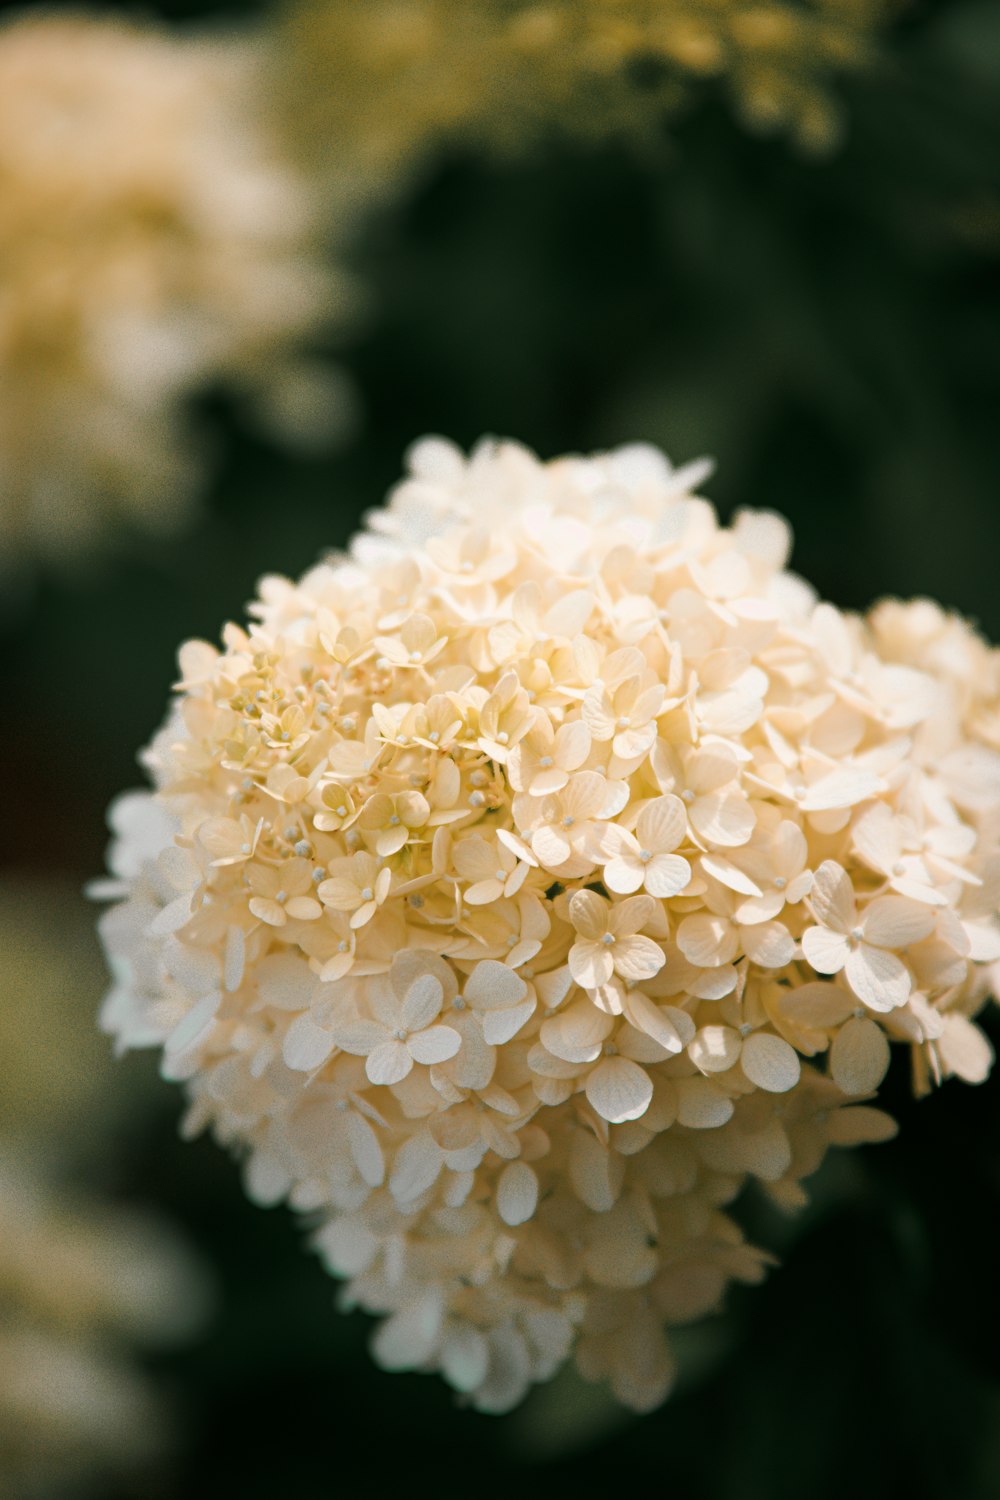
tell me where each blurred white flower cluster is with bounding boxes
[96,438,999,1413]
[0,1164,204,1500]
[0,884,209,1495]
[0,12,352,565]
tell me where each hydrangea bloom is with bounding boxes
[96,437,999,1413]
[0,13,351,564]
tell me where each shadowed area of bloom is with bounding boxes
[94,436,999,1414]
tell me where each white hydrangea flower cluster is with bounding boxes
[96,438,1000,1413]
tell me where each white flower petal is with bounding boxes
[940,745,1000,812]
[609,894,657,937]
[401,973,445,1031]
[691,789,755,847]
[676,913,737,969]
[223,926,246,993]
[603,855,645,895]
[568,941,614,990]
[256,954,319,1011]
[331,1019,386,1057]
[408,1024,461,1065]
[644,854,691,899]
[540,1000,612,1064]
[830,1016,890,1095]
[366,1039,413,1085]
[845,944,911,1012]
[440,1325,490,1393]
[481,996,535,1046]
[474,1328,533,1415]
[464,959,528,1011]
[965,918,1000,963]
[569,1129,624,1211]
[799,768,881,811]
[776,981,855,1029]
[372,1294,443,1370]
[740,1032,800,1092]
[496,1161,540,1225]
[555,718,592,770]
[802,925,850,975]
[165,992,219,1056]
[544,588,595,637]
[314,1218,378,1277]
[568,888,610,940]
[675,1078,734,1129]
[937,1014,994,1084]
[346,1110,385,1186]
[741,920,795,969]
[861,896,936,949]
[809,860,856,932]
[244,1151,290,1208]
[688,965,738,1000]
[826,1106,899,1146]
[282,1013,336,1073]
[637,795,687,853]
[622,991,686,1053]
[388,1133,443,1203]
[613,934,666,982]
[585,1056,653,1124]
[688,1024,741,1074]
[700,853,763,898]
[150,893,193,936]
[527,824,572,868]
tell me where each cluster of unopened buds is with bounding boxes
[97,437,1000,1413]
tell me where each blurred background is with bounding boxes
[2,0,1000,1494]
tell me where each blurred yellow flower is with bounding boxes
[277,0,890,176]
[275,0,499,190]
[0,12,353,565]
[482,0,887,149]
